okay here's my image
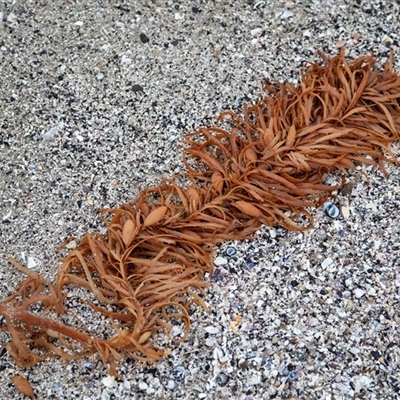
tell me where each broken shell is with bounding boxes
[341,205,350,219]
[172,366,186,380]
[225,246,237,257]
[323,202,340,218]
[215,372,229,386]
[288,370,299,381]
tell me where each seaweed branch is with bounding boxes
[1,49,399,376]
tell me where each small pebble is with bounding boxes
[381,35,393,44]
[215,256,228,266]
[2,210,12,222]
[280,10,293,19]
[101,376,115,388]
[248,373,261,385]
[167,380,175,390]
[43,126,59,141]
[321,257,333,268]
[204,326,219,334]
[27,257,37,269]
[371,350,381,360]
[354,289,365,299]
[121,55,132,64]
[250,28,263,37]
[132,84,144,93]
[335,40,347,48]
[140,33,149,43]
[7,13,17,23]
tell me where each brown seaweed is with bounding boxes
[1,49,400,376]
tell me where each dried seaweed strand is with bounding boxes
[1,49,400,376]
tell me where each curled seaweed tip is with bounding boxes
[1,48,400,376]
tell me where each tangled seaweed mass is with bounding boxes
[1,49,400,376]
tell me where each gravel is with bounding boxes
[1,0,400,399]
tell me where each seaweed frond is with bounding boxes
[1,49,399,376]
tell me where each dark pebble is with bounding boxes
[132,84,144,93]
[371,350,381,360]
[245,259,255,270]
[140,33,149,43]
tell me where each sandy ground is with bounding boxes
[1,0,400,399]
